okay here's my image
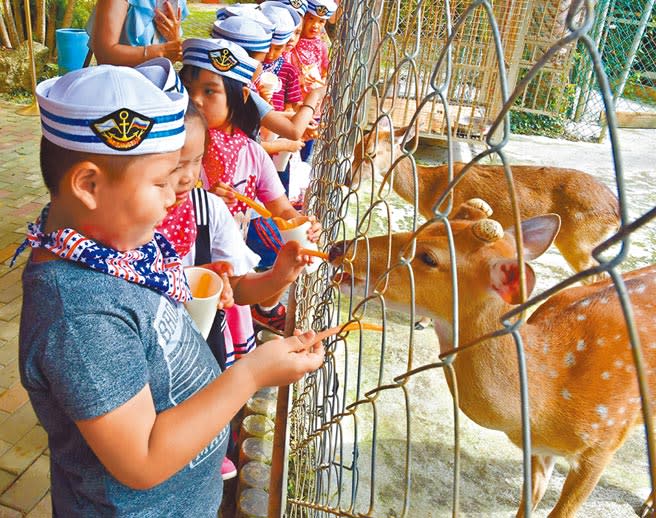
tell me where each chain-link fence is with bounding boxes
[269,0,656,516]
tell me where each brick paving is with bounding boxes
[0,101,50,516]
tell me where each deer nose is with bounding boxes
[328,240,348,263]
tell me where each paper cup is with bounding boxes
[184,267,223,339]
[271,150,292,171]
[278,218,321,274]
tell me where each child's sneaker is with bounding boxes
[251,303,287,334]
[221,457,237,480]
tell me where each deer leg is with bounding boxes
[546,449,614,518]
[516,455,556,518]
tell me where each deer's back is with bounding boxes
[419,163,619,227]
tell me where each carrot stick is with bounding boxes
[300,248,329,260]
[312,321,384,342]
[228,188,272,218]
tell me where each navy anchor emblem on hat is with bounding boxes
[209,48,239,72]
[91,108,154,151]
[315,4,328,16]
[290,0,303,8]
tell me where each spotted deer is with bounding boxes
[329,202,655,517]
[351,121,620,280]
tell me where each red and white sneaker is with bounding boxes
[221,457,237,480]
[251,303,287,334]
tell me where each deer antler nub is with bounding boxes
[472,219,504,242]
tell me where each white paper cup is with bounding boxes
[272,150,292,172]
[278,218,321,274]
[184,267,223,339]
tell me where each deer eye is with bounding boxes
[419,252,438,268]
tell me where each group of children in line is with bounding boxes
[16,0,340,515]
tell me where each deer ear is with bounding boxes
[377,117,393,134]
[490,261,536,305]
[506,214,561,261]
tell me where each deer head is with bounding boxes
[329,202,560,347]
[349,119,416,187]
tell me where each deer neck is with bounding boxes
[433,297,542,432]
[390,158,446,215]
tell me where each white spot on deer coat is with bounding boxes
[633,284,646,294]
[591,422,600,430]
[565,352,575,367]
[596,405,608,419]
[597,337,606,346]
[614,359,624,369]
[579,299,591,308]
[561,389,572,400]
[619,406,626,414]
[577,314,586,321]
[601,371,611,380]
[607,418,615,427]
[576,339,586,351]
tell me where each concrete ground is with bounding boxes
[0,89,655,517]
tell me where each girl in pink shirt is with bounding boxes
[180,38,320,351]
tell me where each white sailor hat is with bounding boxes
[211,16,274,53]
[135,57,185,94]
[182,38,259,85]
[278,0,308,16]
[216,3,275,31]
[260,2,302,45]
[307,0,336,19]
[36,65,187,155]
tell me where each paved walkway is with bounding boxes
[0,101,51,517]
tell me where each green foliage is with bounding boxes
[509,111,565,138]
[70,0,95,29]
[181,6,216,39]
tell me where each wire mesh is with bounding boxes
[277,0,656,516]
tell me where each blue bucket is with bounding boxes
[56,28,90,75]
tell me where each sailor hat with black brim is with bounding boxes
[278,0,308,17]
[211,16,274,53]
[182,38,259,85]
[215,3,275,31]
[135,57,185,94]
[260,1,302,45]
[36,65,187,155]
[307,0,337,19]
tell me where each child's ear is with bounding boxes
[242,86,251,104]
[68,161,102,210]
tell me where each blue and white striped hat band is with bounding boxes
[279,0,308,16]
[182,38,259,85]
[260,2,302,44]
[211,16,273,53]
[215,3,275,31]
[36,65,187,155]
[307,0,336,18]
[135,57,185,94]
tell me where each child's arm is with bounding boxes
[261,86,326,140]
[76,331,325,490]
[229,240,309,305]
[261,139,305,155]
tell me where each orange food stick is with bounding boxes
[194,273,212,298]
[300,248,329,260]
[312,321,384,342]
[229,189,272,219]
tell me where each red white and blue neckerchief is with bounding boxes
[262,57,285,77]
[12,205,192,303]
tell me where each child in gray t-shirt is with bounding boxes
[17,63,327,517]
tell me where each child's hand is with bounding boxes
[278,138,305,153]
[306,215,322,243]
[240,329,325,388]
[211,181,237,207]
[217,273,233,309]
[272,241,312,283]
